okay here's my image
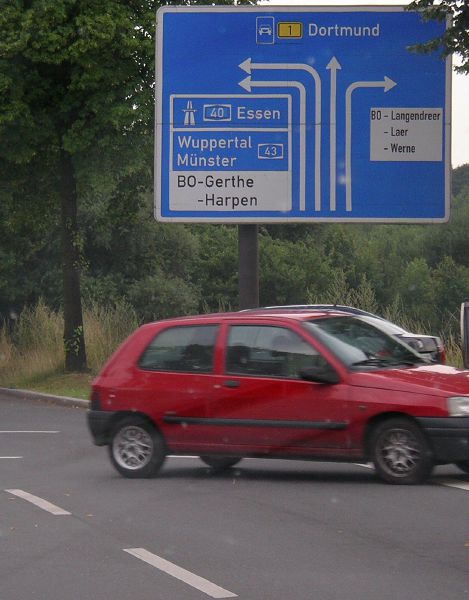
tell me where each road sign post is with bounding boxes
[156,5,450,224]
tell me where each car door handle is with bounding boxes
[223,380,240,388]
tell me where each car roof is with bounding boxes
[242,304,384,318]
[140,308,350,329]
[240,305,411,333]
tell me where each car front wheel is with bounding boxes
[370,418,433,484]
[109,417,166,478]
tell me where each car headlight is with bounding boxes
[447,396,469,416]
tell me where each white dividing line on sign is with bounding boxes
[5,489,71,515]
[123,548,237,599]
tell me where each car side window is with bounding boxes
[139,325,219,373]
[226,325,325,378]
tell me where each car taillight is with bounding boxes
[436,339,446,364]
[90,388,101,410]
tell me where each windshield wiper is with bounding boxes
[392,358,426,366]
[350,357,392,368]
[351,356,424,368]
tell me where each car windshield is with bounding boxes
[355,314,407,335]
[303,316,424,370]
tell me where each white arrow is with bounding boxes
[345,77,397,212]
[240,75,307,211]
[240,58,322,211]
[326,57,341,211]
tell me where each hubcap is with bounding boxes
[377,428,421,477]
[113,425,153,470]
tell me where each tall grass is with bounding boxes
[0,294,464,390]
[0,300,139,386]
[0,301,64,385]
[442,333,463,368]
[84,301,139,371]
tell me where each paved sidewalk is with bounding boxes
[0,387,89,408]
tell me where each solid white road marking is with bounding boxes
[354,464,469,490]
[5,489,71,515]
[123,548,237,598]
[437,479,469,491]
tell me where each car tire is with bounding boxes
[200,456,242,470]
[454,461,469,474]
[109,417,166,478]
[370,418,433,484]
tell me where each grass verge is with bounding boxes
[8,371,94,400]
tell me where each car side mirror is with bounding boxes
[299,365,340,385]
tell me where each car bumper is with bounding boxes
[416,417,469,462]
[87,410,117,446]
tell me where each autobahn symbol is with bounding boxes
[156,6,450,223]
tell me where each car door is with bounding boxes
[136,323,220,450]
[206,322,351,455]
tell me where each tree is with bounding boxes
[407,0,469,73]
[0,1,157,370]
[0,0,255,371]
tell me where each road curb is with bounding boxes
[0,387,89,408]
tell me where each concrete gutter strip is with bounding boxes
[0,387,89,409]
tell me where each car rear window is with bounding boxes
[138,324,219,373]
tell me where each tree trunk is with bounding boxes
[59,149,87,372]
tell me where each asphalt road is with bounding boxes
[1,391,468,600]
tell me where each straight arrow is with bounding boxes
[326,57,341,211]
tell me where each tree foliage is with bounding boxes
[0,0,254,370]
[407,0,469,73]
[0,2,468,363]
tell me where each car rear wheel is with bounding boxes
[200,456,242,470]
[454,461,469,474]
[370,418,433,484]
[109,417,166,478]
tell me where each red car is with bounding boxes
[87,309,469,484]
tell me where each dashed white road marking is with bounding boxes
[5,489,71,515]
[123,548,237,598]
[0,456,22,459]
[0,430,59,434]
[168,455,199,459]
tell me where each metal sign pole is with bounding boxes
[461,300,469,369]
[238,224,259,310]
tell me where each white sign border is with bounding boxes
[155,5,451,224]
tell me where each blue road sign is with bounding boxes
[155,6,450,223]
